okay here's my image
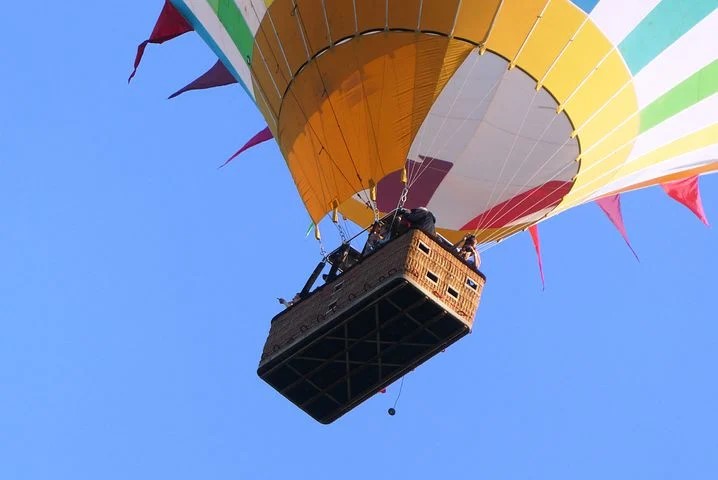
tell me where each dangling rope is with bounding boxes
[393,376,405,408]
[387,376,406,416]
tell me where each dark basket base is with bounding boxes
[257,277,471,424]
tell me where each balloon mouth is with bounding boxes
[342,50,580,240]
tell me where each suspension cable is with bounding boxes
[407,60,507,190]
[407,47,487,187]
[473,88,540,234]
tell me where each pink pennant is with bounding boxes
[128,1,193,83]
[219,127,274,168]
[661,175,710,226]
[168,60,237,99]
[528,225,545,290]
[596,194,639,260]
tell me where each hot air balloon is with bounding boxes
[132,0,717,423]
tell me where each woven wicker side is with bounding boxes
[402,231,485,326]
[258,285,331,363]
[259,233,414,364]
[258,229,486,366]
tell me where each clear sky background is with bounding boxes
[1,3,717,479]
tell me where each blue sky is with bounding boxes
[1,3,717,479]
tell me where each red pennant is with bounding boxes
[596,194,639,260]
[168,60,237,99]
[219,127,274,168]
[528,225,545,290]
[661,175,710,226]
[128,1,193,83]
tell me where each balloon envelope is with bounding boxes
[168,0,718,242]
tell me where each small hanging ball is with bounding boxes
[388,408,396,416]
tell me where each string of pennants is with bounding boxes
[529,176,710,288]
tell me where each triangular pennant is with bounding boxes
[219,127,274,168]
[528,225,545,290]
[128,1,193,83]
[595,194,639,260]
[168,60,237,99]
[661,175,710,226]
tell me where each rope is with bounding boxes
[473,114,658,249]
[399,187,409,208]
[318,229,327,258]
[392,186,409,222]
[407,48,483,187]
[334,220,348,243]
[341,213,356,241]
[293,2,394,225]
[474,88,540,234]
[251,6,370,214]
[392,376,406,410]
[470,136,576,245]
[472,91,563,234]
[468,38,648,240]
[407,59,508,191]
[293,2,366,188]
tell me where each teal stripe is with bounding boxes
[640,59,718,133]
[207,0,255,63]
[619,0,717,74]
[170,0,253,99]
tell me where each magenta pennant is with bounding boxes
[661,175,710,226]
[168,60,237,99]
[528,225,545,290]
[219,127,274,168]
[596,194,639,260]
[129,1,193,83]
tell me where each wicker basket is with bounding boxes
[258,229,486,423]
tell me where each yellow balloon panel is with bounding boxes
[278,34,471,222]
[295,0,331,53]
[355,0,385,31]
[388,0,421,31]
[564,53,635,128]
[540,23,612,105]
[420,0,461,33]
[452,0,499,42]
[515,0,585,82]
[616,124,718,181]
[258,0,306,81]
[485,0,548,61]
[323,0,357,42]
